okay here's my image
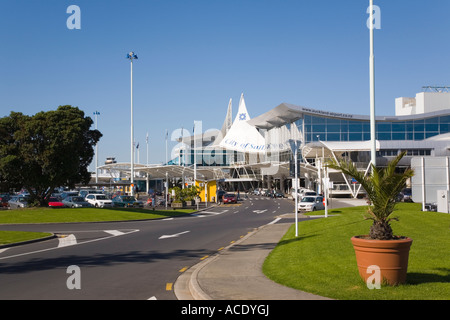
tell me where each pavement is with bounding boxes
[174,198,368,300]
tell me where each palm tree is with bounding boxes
[326,151,414,240]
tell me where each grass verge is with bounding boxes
[262,203,450,300]
[0,231,53,246]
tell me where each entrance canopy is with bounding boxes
[98,163,222,181]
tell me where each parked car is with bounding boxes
[0,194,10,207]
[216,190,226,202]
[112,195,144,208]
[8,196,29,209]
[297,195,325,212]
[298,190,317,201]
[222,193,237,204]
[62,196,92,208]
[79,189,103,199]
[85,194,113,208]
[273,190,285,198]
[48,197,65,208]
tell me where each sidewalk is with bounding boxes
[174,198,368,300]
[174,220,332,300]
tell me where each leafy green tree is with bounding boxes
[0,106,102,206]
[326,151,414,240]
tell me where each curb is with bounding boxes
[174,224,267,300]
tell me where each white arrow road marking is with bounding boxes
[58,234,77,247]
[148,296,157,300]
[253,209,268,214]
[0,248,10,254]
[158,231,190,240]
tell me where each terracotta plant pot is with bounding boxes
[351,236,413,286]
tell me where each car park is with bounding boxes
[8,196,29,209]
[85,194,113,208]
[62,196,92,208]
[297,195,325,212]
[222,193,237,204]
[112,195,144,208]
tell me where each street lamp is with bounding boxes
[93,111,100,184]
[127,51,138,195]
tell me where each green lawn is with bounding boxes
[0,231,53,246]
[263,203,450,300]
[0,207,195,247]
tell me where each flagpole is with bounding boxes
[146,133,149,165]
[369,0,376,167]
[165,129,168,164]
[126,52,138,196]
[193,122,197,184]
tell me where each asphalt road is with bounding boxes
[0,195,295,300]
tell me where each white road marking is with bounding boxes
[104,230,125,236]
[200,209,228,215]
[58,234,77,247]
[0,229,139,261]
[0,248,10,254]
[253,209,268,214]
[159,231,190,240]
[268,218,282,225]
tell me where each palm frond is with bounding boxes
[326,152,414,223]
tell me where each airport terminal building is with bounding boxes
[97,89,450,200]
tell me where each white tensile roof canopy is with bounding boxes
[218,93,266,153]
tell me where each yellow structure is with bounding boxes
[195,180,217,202]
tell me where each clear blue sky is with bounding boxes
[1,0,449,169]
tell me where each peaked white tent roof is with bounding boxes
[219,94,266,153]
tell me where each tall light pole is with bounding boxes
[369,0,376,167]
[93,111,100,184]
[127,51,138,195]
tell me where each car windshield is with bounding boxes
[49,198,59,201]
[301,197,316,203]
[224,194,234,198]
[121,196,135,201]
[72,197,84,202]
[96,195,107,200]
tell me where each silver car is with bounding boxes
[62,196,92,208]
[8,196,29,209]
[297,196,325,212]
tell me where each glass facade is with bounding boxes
[298,114,450,143]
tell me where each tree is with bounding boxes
[0,106,102,206]
[326,151,414,240]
